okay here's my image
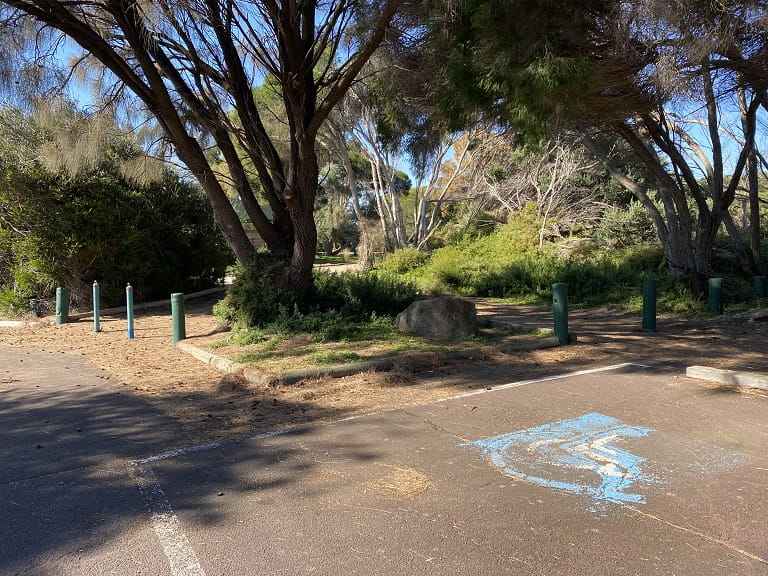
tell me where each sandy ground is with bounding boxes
[2,294,767,446]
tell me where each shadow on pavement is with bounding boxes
[0,346,350,575]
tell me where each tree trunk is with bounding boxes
[283,137,319,297]
[287,206,317,296]
[722,210,756,275]
[173,137,254,264]
[748,152,768,275]
[739,88,768,276]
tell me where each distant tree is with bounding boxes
[432,0,768,291]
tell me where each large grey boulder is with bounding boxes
[396,296,478,340]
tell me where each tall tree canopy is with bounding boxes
[432,0,768,290]
[0,0,414,295]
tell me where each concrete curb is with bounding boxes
[686,365,768,391]
[175,334,564,386]
[175,341,247,374]
[733,307,768,322]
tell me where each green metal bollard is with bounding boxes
[553,283,569,345]
[93,281,101,333]
[754,276,767,299]
[126,283,135,339]
[55,286,69,325]
[171,293,186,345]
[642,277,657,332]
[708,277,724,314]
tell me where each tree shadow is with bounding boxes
[0,345,361,575]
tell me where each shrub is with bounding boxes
[212,255,296,329]
[595,201,657,248]
[378,248,429,275]
[0,168,233,311]
[310,269,418,318]
[214,262,419,338]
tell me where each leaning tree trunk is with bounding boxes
[739,88,768,276]
[174,135,255,264]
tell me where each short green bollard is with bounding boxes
[708,277,724,315]
[93,281,101,333]
[171,293,186,345]
[55,286,69,325]
[553,283,569,345]
[755,276,767,299]
[642,277,657,331]
[126,283,135,339]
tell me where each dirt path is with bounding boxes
[2,295,766,446]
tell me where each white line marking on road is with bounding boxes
[433,362,647,403]
[135,467,207,576]
[628,506,768,564]
[130,362,646,575]
[135,428,289,465]
[134,362,645,466]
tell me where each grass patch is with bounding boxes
[208,317,529,373]
[307,350,365,365]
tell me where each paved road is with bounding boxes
[0,346,180,576]
[2,349,767,575]
[144,363,767,576]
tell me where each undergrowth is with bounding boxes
[213,255,419,343]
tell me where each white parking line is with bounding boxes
[137,363,643,467]
[133,362,643,575]
[135,467,207,576]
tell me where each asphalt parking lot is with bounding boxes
[141,363,767,576]
[2,350,766,576]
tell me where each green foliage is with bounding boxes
[212,254,297,329]
[378,248,429,274]
[400,206,689,309]
[431,242,677,308]
[214,261,419,340]
[0,103,233,314]
[595,201,657,248]
[434,0,607,139]
[0,168,233,311]
[311,270,418,317]
[412,204,544,294]
[0,288,26,317]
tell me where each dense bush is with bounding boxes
[594,201,657,248]
[0,168,233,313]
[212,254,297,329]
[378,247,429,275]
[401,207,680,308]
[438,245,667,305]
[214,258,419,338]
[311,269,418,317]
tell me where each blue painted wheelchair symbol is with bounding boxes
[464,413,658,509]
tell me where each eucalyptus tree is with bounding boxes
[433,0,768,291]
[585,0,768,289]
[0,0,413,296]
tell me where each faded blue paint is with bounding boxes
[464,413,657,509]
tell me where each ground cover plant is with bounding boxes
[383,204,766,317]
[209,257,557,371]
[205,203,767,373]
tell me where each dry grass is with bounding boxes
[365,465,433,500]
[2,294,767,445]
